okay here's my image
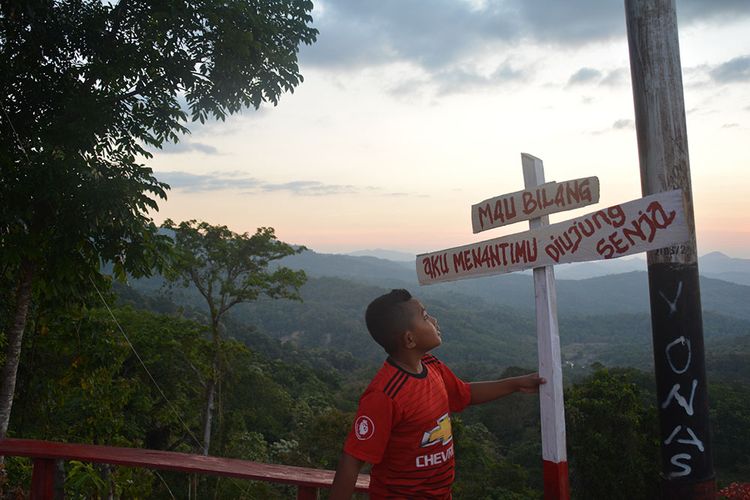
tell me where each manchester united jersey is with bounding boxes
[344,354,471,499]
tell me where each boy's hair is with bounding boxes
[365,289,414,354]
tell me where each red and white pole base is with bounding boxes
[543,460,570,500]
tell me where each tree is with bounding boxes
[7,304,213,497]
[162,220,306,456]
[709,382,750,480]
[0,0,317,441]
[452,417,538,499]
[565,367,660,499]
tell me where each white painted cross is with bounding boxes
[522,153,569,499]
[416,153,690,500]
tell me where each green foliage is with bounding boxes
[234,276,537,369]
[0,457,32,498]
[13,306,208,444]
[295,408,354,469]
[565,367,660,499]
[4,241,750,497]
[460,367,544,492]
[161,219,307,455]
[1,0,317,159]
[7,304,210,496]
[710,382,750,483]
[706,335,750,383]
[120,264,750,494]
[0,0,317,442]
[453,417,538,499]
[125,251,750,375]
[162,220,307,327]
[6,295,348,497]
[65,462,154,499]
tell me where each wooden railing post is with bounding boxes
[30,458,55,500]
[297,485,318,499]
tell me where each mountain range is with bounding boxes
[344,249,750,284]
[120,248,750,378]
[280,250,750,319]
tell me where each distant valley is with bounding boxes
[344,248,750,284]
[280,249,750,319]
[121,249,750,379]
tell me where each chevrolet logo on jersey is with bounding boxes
[421,413,453,447]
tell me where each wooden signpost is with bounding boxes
[418,183,688,286]
[471,176,600,234]
[416,153,690,500]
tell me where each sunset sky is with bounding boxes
[145,0,750,259]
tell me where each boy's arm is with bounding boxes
[469,372,545,405]
[329,452,365,500]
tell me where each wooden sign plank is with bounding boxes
[471,177,600,234]
[417,189,688,285]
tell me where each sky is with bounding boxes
[145,0,750,259]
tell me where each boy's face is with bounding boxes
[405,298,442,351]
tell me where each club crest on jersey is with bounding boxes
[354,416,375,440]
[420,413,453,447]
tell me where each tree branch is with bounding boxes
[107,0,130,41]
[189,268,209,301]
[115,73,172,103]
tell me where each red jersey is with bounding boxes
[344,354,471,499]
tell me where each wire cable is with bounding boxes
[90,276,204,450]
[0,102,31,163]
[91,276,255,498]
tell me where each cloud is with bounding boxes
[613,119,634,130]
[565,67,630,87]
[302,0,750,73]
[302,0,520,71]
[589,118,634,135]
[565,66,629,88]
[679,0,750,23]
[568,67,602,86]
[391,60,531,97]
[158,141,221,155]
[516,2,625,44]
[709,55,750,83]
[157,171,261,192]
[261,180,359,196]
[600,68,628,87]
[299,1,750,103]
[156,171,414,197]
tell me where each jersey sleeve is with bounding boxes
[343,389,395,464]
[437,362,471,413]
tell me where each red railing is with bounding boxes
[0,438,370,499]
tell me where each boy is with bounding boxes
[330,289,544,499]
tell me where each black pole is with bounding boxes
[624,1,716,498]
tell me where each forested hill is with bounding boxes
[123,249,750,376]
[278,250,750,318]
[109,250,750,497]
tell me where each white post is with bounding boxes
[521,153,570,499]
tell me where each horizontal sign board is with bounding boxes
[418,189,688,285]
[471,177,600,233]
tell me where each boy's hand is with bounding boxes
[516,372,546,393]
[469,372,546,404]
